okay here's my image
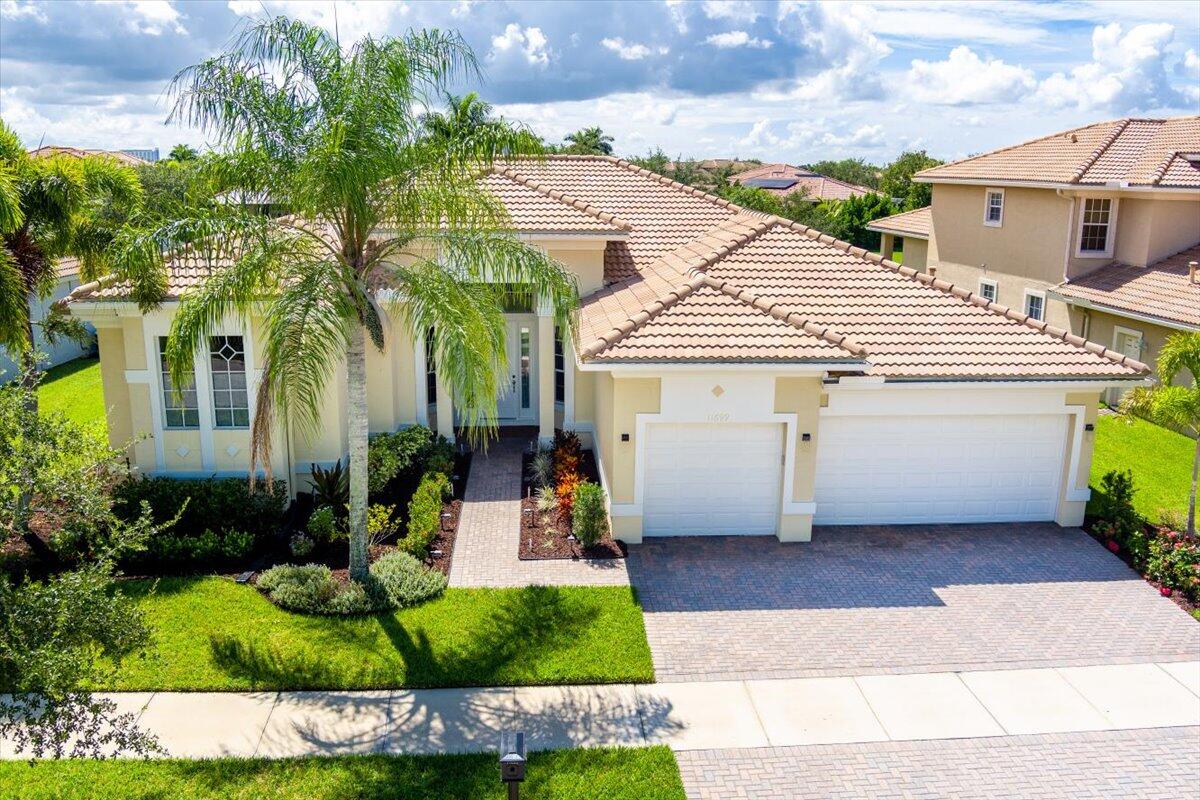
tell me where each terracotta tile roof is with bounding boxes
[1052,245,1200,329]
[731,163,872,200]
[483,168,631,234]
[916,117,1200,188]
[68,154,1148,380]
[555,157,1145,377]
[865,206,931,239]
[29,145,150,167]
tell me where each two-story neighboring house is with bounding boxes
[869,117,1199,402]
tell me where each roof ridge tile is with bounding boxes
[491,165,633,231]
[1070,118,1132,183]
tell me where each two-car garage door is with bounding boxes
[813,414,1065,525]
[639,414,1067,536]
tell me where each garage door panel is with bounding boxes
[643,423,783,537]
[814,414,1066,525]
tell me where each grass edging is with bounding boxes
[0,747,687,800]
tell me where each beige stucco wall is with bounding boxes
[1069,306,1194,390]
[543,241,607,296]
[589,371,660,544]
[1057,391,1102,527]
[774,376,823,542]
[1109,197,1200,268]
[902,237,929,271]
[96,325,133,456]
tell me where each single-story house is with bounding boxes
[1,258,95,381]
[866,206,931,271]
[66,156,1149,542]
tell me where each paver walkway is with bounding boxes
[628,525,1200,682]
[448,436,628,587]
[9,661,1196,759]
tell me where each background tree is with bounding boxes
[167,143,199,162]
[719,184,784,216]
[0,121,142,399]
[113,19,576,583]
[561,126,614,155]
[880,150,942,210]
[421,91,541,157]
[1120,331,1200,536]
[629,147,669,174]
[804,157,880,189]
[0,379,160,759]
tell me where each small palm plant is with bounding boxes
[112,18,577,583]
[1120,331,1200,536]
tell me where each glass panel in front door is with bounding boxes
[520,326,531,410]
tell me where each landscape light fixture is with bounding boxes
[499,730,527,799]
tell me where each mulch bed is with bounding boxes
[1084,520,1199,619]
[517,447,626,561]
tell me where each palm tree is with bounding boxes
[0,120,142,401]
[112,18,577,582]
[168,143,199,162]
[420,91,541,156]
[562,126,614,155]
[1120,331,1200,535]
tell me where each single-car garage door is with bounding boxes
[814,414,1065,525]
[643,423,783,536]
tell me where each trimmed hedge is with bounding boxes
[113,477,286,570]
[572,482,608,547]
[404,472,451,558]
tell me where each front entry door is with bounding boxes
[497,317,535,422]
[1106,329,1143,406]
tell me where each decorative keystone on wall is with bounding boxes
[175,446,190,457]
[711,384,725,397]
[226,444,240,457]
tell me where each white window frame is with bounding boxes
[208,334,251,430]
[983,188,1005,227]
[1023,289,1047,322]
[978,278,998,303]
[1075,196,1118,259]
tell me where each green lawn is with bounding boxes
[106,577,653,691]
[1089,413,1194,523]
[0,747,686,800]
[37,356,106,430]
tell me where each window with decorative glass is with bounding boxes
[159,337,199,428]
[209,335,249,428]
[554,326,565,404]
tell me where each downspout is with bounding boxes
[1056,188,1075,283]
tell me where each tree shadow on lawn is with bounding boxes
[205,585,609,691]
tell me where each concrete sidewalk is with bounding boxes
[5,661,1196,760]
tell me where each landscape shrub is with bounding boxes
[527,450,554,489]
[289,532,314,558]
[1093,470,1141,539]
[367,503,401,548]
[552,430,584,515]
[368,426,436,493]
[306,506,340,543]
[113,476,286,540]
[309,461,349,512]
[572,482,608,547]
[404,472,451,558]
[257,552,446,615]
[534,485,557,513]
[1146,531,1200,602]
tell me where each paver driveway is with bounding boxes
[627,523,1200,682]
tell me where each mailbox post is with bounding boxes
[499,730,527,800]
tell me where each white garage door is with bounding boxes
[814,414,1065,525]
[643,423,783,536]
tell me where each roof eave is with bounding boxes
[576,359,871,373]
[914,175,1200,193]
[1047,290,1200,332]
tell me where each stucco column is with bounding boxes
[880,232,895,260]
[536,302,555,446]
[434,370,454,442]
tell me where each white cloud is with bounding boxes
[97,0,186,36]
[738,117,888,152]
[227,1,408,44]
[665,0,689,33]
[0,0,46,22]
[705,30,772,49]
[768,2,890,101]
[1186,49,1200,71]
[490,23,552,67]
[450,0,475,18]
[1036,22,1188,112]
[907,46,1036,105]
[600,37,667,61]
[702,1,760,23]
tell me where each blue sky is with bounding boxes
[2,0,1198,163]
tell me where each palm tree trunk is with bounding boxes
[1189,435,1198,538]
[347,324,370,582]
